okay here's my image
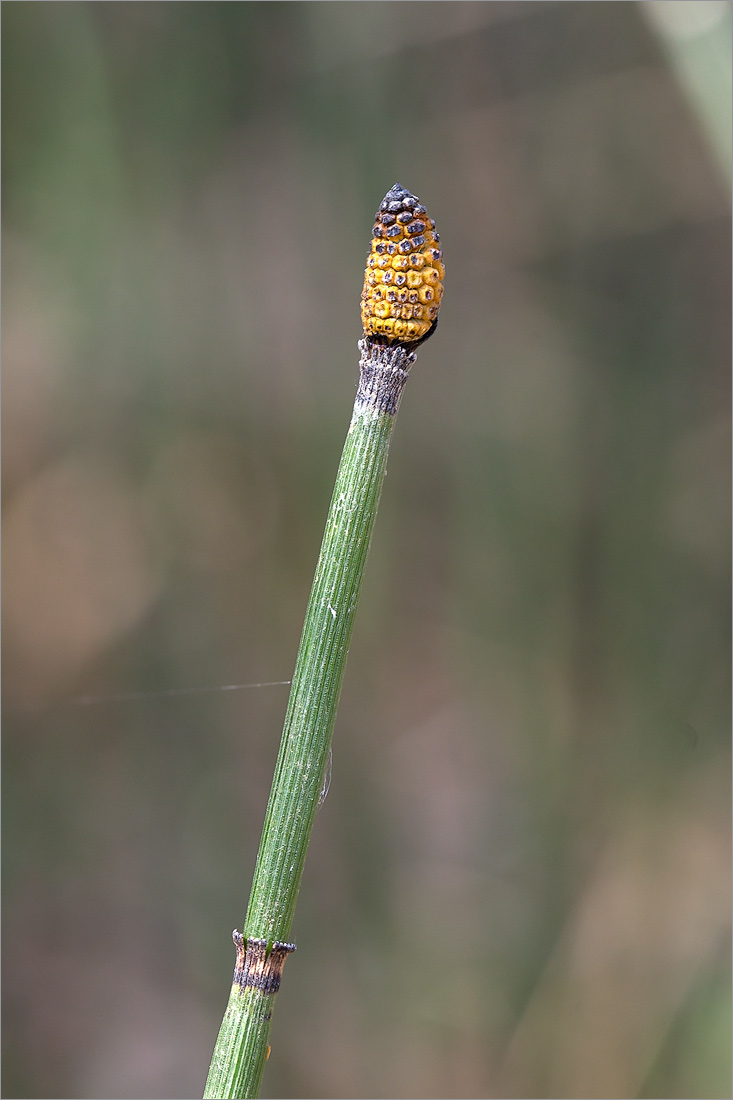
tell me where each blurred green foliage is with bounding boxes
[3,3,730,1098]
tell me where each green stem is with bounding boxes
[204,338,420,1099]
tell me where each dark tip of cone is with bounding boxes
[382,183,419,206]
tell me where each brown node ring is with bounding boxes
[232,931,296,995]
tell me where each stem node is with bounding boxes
[232,933,296,995]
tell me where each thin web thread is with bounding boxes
[76,680,292,706]
[14,679,292,714]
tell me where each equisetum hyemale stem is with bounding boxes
[204,183,444,1099]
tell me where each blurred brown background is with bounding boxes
[2,3,731,1098]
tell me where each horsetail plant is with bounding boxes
[204,184,445,1099]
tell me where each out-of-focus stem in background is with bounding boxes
[642,0,732,181]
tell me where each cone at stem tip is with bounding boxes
[361,183,444,345]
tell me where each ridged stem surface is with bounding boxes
[204,340,416,1099]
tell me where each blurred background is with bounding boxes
[3,3,731,1098]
